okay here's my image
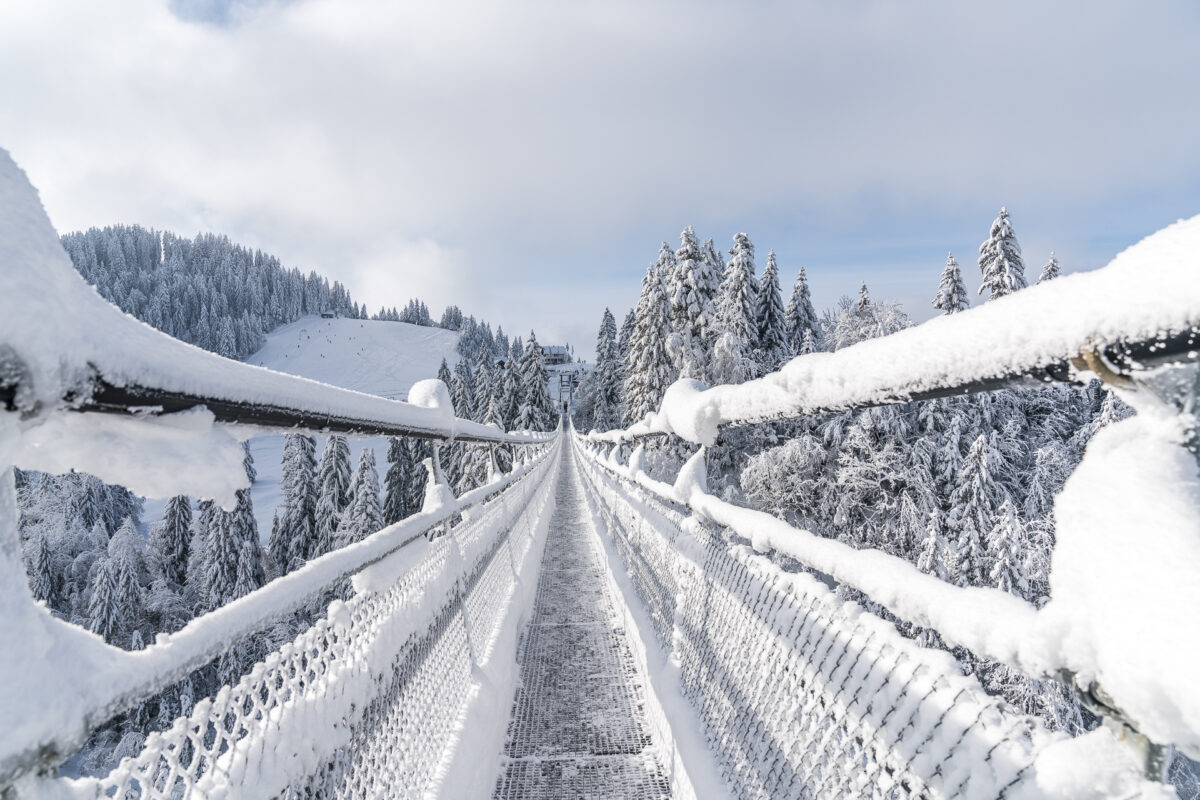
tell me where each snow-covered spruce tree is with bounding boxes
[27,533,55,605]
[987,499,1029,598]
[756,250,788,372]
[108,520,147,645]
[703,237,725,279]
[915,509,951,581]
[592,308,621,431]
[341,448,383,546]
[499,344,522,431]
[711,233,758,386]
[669,227,721,382]
[833,406,909,547]
[445,360,476,487]
[437,358,453,393]
[76,475,108,532]
[1038,252,1060,283]
[784,267,818,355]
[977,207,1027,300]
[946,433,1007,587]
[624,264,674,425]
[451,359,476,420]
[855,282,870,316]
[150,495,191,587]
[313,435,352,559]
[87,558,122,644]
[274,433,317,574]
[404,438,430,512]
[473,343,496,424]
[203,508,241,614]
[231,449,265,593]
[183,502,212,612]
[517,331,555,431]
[383,437,413,525]
[932,253,969,314]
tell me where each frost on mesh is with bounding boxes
[574,437,1171,799]
[30,444,559,799]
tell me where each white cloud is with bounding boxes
[1,0,1197,350]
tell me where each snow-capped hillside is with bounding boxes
[246,317,460,401]
[145,317,461,539]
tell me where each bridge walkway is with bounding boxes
[493,446,671,800]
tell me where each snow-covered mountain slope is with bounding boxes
[145,317,461,540]
[245,317,460,401]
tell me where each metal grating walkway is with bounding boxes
[493,448,671,800]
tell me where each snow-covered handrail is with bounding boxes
[0,437,558,789]
[575,409,1200,767]
[590,216,1200,446]
[0,151,548,449]
[0,148,564,791]
[579,434,1043,671]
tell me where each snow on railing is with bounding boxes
[579,215,1200,782]
[0,148,562,795]
[573,432,1157,799]
[574,431,1189,797]
[589,216,1199,447]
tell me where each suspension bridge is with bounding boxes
[1,151,1199,799]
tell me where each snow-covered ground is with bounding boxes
[142,317,461,538]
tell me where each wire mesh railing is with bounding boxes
[576,439,1063,798]
[77,437,559,800]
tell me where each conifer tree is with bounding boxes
[784,267,818,355]
[947,433,1007,587]
[230,452,265,592]
[988,499,1029,598]
[915,509,950,581]
[151,495,192,586]
[756,250,787,371]
[669,227,721,382]
[204,509,239,614]
[932,253,969,314]
[711,233,758,385]
[341,448,383,546]
[703,237,725,278]
[1038,252,1061,283]
[404,438,430,511]
[592,309,621,431]
[799,329,815,355]
[517,331,554,431]
[314,436,352,557]
[275,434,317,573]
[450,360,475,421]
[977,207,1027,300]
[437,358,452,392]
[28,533,55,605]
[473,343,496,423]
[499,347,522,431]
[383,437,413,525]
[88,558,122,644]
[624,264,674,425]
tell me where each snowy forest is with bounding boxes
[574,210,1140,741]
[17,225,558,773]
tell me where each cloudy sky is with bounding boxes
[2,0,1198,355]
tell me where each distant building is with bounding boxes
[320,310,337,319]
[540,345,571,366]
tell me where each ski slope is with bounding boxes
[145,317,461,539]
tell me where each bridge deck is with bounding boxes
[493,448,671,799]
